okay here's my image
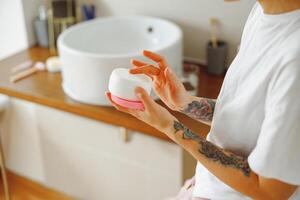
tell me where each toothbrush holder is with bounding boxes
[206,41,228,75]
[34,18,49,47]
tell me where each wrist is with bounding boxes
[158,116,177,139]
[161,118,201,149]
[176,95,194,111]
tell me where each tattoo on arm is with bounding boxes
[173,121,251,177]
[181,99,216,122]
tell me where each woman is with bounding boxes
[106,0,300,199]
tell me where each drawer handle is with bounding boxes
[120,127,129,143]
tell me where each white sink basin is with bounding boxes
[58,16,183,105]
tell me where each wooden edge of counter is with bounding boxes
[0,87,173,142]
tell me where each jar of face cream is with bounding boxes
[108,68,152,110]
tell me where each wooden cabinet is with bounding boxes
[1,98,196,200]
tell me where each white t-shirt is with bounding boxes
[193,3,300,200]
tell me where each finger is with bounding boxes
[164,68,185,97]
[131,67,154,80]
[135,87,155,110]
[130,65,160,76]
[166,68,182,87]
[165,67,177,83]
[106,92,142,118]
[163,70,175,96]
[143,50,168,70]
[105,92,133,113]
[131,59,149,67]
[131,66,154,80]
[143,50,164,62]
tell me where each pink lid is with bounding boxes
[111,94,144,110]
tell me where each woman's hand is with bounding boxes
[105,87,177,134]
[130,50,192,111]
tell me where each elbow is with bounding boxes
[249,175,295,200]
[251,187,291,200]
[253,195,288,200]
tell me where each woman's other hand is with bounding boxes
[105,87,176,135]
[130,50,192,111]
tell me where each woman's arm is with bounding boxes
[168,119,297,200]
[180,97,216,126]
[106,88,297,200]
[117,51,297,199]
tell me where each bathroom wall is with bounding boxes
[95,0,256,64]
[0,0,28,60]
[0,0,39,60]
[21,0,40,46]
[9,0,255,63]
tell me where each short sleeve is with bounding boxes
[248,59,300,186]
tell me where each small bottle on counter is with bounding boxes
[34,0,49,47]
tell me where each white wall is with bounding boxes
[0,0,255,62]
[95,0,256,63]
[0,0,28,60]
[0,0,39,60]
[21,0,40,46]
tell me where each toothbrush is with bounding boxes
[82,4,95,20]
[210,18,219,48]
[11,60,33,74]
[10,62,46,83]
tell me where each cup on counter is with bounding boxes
[206,41,228,75]
[34,18,49,48]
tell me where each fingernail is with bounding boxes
[136,93,142,98]
[135,87,142,92]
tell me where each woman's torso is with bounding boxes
[193,3,300,200]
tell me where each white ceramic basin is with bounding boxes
[58,16,183,105]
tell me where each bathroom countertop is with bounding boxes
[0,47,224,142]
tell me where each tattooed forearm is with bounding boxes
[173,121,251,177]
[181,99,216,122]
[173,122,200,140]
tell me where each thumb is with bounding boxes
[164,68,180,88]
[135,87,154,109]
[165,68,177,82]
